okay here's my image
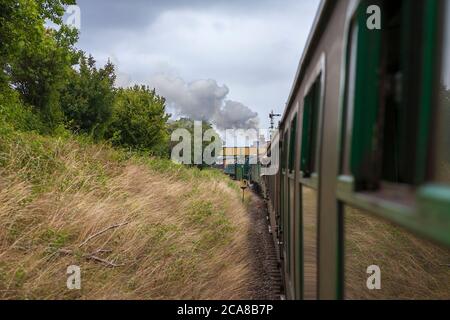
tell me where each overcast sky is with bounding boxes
[73,0,320,132]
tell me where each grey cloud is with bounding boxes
[148,75,259,130]
[215,101,259,130]
[73,0,321,131]
[76,0,279,32]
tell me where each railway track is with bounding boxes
[246,189,282,300]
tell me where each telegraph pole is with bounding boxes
[269,110,281,138]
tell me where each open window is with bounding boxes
[301,76,322,178]
[281,131,288,172]
[343,0,437,191]
[288,114,298,173]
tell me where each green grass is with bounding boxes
[188,200,235,248]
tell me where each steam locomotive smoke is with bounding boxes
[148,74,260,130]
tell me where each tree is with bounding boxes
[61,54,116,140]
[0,0,76,66]
[8,26,79,130]
[1,0,79,131]
[105,85,170,155]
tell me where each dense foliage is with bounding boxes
[0,0,76,87]
[1,0,79,131]
[106,86,170,156]
[61,54,116,140]
[0,0,191,157]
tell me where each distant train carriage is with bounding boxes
[248,156,261,183]
[222,147,259,181]
[224,164,236,177]
[261,0,450,300]
[223,163,250,181]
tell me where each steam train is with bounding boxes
[258,0,450,300]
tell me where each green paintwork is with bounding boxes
[417,185,450,246]
[301,79,321,177]
[416,0,438,184]
[289,115,298,172]
[301,93,313,175]
[350,1,382,188]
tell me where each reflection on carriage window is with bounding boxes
[302,187,318,300]
[344,207,450,299]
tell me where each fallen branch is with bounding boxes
[57,248,73,255]
[85,255,125,268]
[78,222,130,248]
[91,248,113,255]
[56,248,124,268]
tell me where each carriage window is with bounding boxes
[301,76,321,178]
[436,1,450,183]
[288,115,297,172]
[281,131,288,171]
[378,1,422,185]
[347,0,433,190]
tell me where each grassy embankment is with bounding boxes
[0,125,254,299]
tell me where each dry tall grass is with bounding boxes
[0,132,253,299]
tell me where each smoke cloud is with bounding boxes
[148,74,260,130]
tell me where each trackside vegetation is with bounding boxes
[0,0,255,299]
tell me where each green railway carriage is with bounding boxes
[224,161,250,181]
[249,156,262,185]
[262,0,450,300]
[224,164,236,177]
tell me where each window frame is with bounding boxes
[299,55,326,189]
[297,54,326,300]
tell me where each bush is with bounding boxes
[105,85,169,156]
[61,54,116,140]
[0,88,44,133]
